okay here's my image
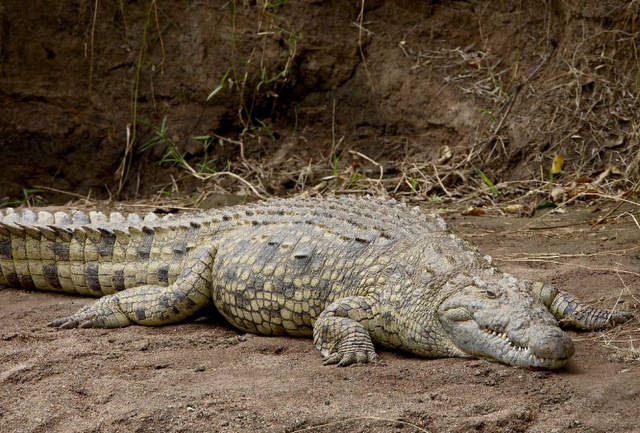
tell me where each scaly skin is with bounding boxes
[0,197,633,368]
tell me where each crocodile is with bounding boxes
[0,196,633,368]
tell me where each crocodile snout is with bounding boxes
[527,326,575,360]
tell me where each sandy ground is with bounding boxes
[1,205,639,433]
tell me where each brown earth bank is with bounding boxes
[0,204,639,433]
[1,1,639,202]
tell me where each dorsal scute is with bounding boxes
[72,210,90,225]
[16,222,40,239]
[128,225,142,236]
[37,211,54,225]
[54,212,72,226]
[72,227,87,242]
[38,225,58,241]
[143,213,158,223]
[50,225,73,242]
[127,213,142,224]
[98,227,116,238]
[1,221,23,236]
[2,210,19,224]
[89,211,107,225]
[83,225,102,243]
[112,224,130,244]
[109,212,125,224]
[21,209,37,223]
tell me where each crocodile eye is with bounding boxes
[483,290,497,299]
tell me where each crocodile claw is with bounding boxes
[48,313,94,329]
[47,317,78,328]
[48,297,131,329]
[323,349,377,367]
[609,308,634,324]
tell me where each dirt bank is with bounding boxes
[1,1,638,202]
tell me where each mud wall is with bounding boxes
[1,1,638,201]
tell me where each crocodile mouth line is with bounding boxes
[480,327,569,367]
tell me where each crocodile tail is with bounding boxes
[0,208,188,297]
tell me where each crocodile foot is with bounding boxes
[48,294,131,328]
[322,346,378,366]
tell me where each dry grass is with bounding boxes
[65,1,638,213]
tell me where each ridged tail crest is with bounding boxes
[0,208,199,296]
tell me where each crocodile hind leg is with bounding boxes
[313,295,379,366]
[48,247,215,329]
[531,282,634,330]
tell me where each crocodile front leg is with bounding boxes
[313,295,379,366]
[48,247,215,328]
[549,291,633,330]
[530,282,633,330]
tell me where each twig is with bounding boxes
[495,246,640,260]
[356,0,375,92]
[33,185,95,201]
[431,162,452,197]
[290,416,431,433]
[348,150,383,181]
[591,199,626,228]
[492,257,640,277]
[88,0,99,94]
[205,171,267,200]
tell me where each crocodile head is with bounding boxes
[436,277,574,369]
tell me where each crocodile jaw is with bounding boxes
[474,325,572,369]
[437,287,575,369]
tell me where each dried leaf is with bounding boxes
[462,206,486,216]
[604,135,624,149]
[551,153,564,175]
[550,186,566,202]
[437,145,452,164]
[503,204,524,214]
[606,164,624,176]
[593,168,611,186]
[467,59,482,69]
